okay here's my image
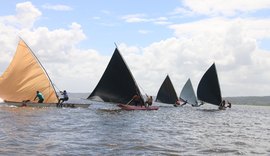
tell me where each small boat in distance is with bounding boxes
[180,78,198,107]
[155,75,179,106]
[0,39,90,108]
[197,63,226,109]
[88,47,158,110]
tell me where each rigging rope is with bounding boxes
[137,82,148,97]
[52,83,61,92]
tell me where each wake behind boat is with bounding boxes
[0,39,90,108]
[3,101,90,108]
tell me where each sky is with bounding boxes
[1,0,270,97]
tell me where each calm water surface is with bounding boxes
[0,101,269,155]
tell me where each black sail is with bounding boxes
[87,48,144,104]
[197,63,222,106]
[155,75,178,104]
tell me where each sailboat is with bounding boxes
[87,47,158,110]
[180,78,198,106]
[155,75,179,106]
[197,63,223,108]
[0,39,90,108]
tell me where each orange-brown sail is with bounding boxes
[0,40,58,103]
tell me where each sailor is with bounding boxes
[227,101,232,108]
[34,91,44,103]
[219,100,226,110]
[132,94,141,106]
[145,96,153,107]
[174,100,181,107]
[181,99,188,106]
[58,90,69,107]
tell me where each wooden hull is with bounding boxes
[117,104,159,110]
[4,101,90,108]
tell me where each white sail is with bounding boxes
[180,78,198,106]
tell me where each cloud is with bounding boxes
[121,14,170,25]
[138,29,151,34]
[0,2,107,93]
[170,7,195,17]
[182,0,270,16]
[146,18,270,96]
[42,4,73,11]
[121,14,148,23]
[0,1,41,29]
[16,22,110,92]
[153,17,171,25]
[115,16,270,96]
[2,1,270,97]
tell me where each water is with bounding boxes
[0,95,270,155]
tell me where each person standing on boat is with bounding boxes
[145,96,153,107]
[227,101,232,108]
[34,91,44,103]
[219,100,226,110]
[132,94,141,106]
[58,90,69,107]
[174,100,181,107]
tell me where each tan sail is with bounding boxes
[0,40,58,103]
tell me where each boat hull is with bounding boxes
[4,101,90,108]
[117,104,159,110]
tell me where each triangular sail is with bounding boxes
[180,78,198,106]
[155,75,178,104]
[197,63,222,106]
[87,48,144,104]
[0,40,58,103]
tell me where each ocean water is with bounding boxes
[0,94,270,156]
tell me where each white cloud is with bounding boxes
[0,1,41,29]
[121,14,148,23]
[182,0,270,16]
[121,14,171,25]
[142,18,270,96]
[114,16,270,97]
[138,29,151,34]
[170,7,195,16]
[0,2,107,93]
[153,17,171,25]
[42,4,73,11]
[2,1,270,97]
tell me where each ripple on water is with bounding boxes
[0,104,270,155]
[199,148,240,155]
